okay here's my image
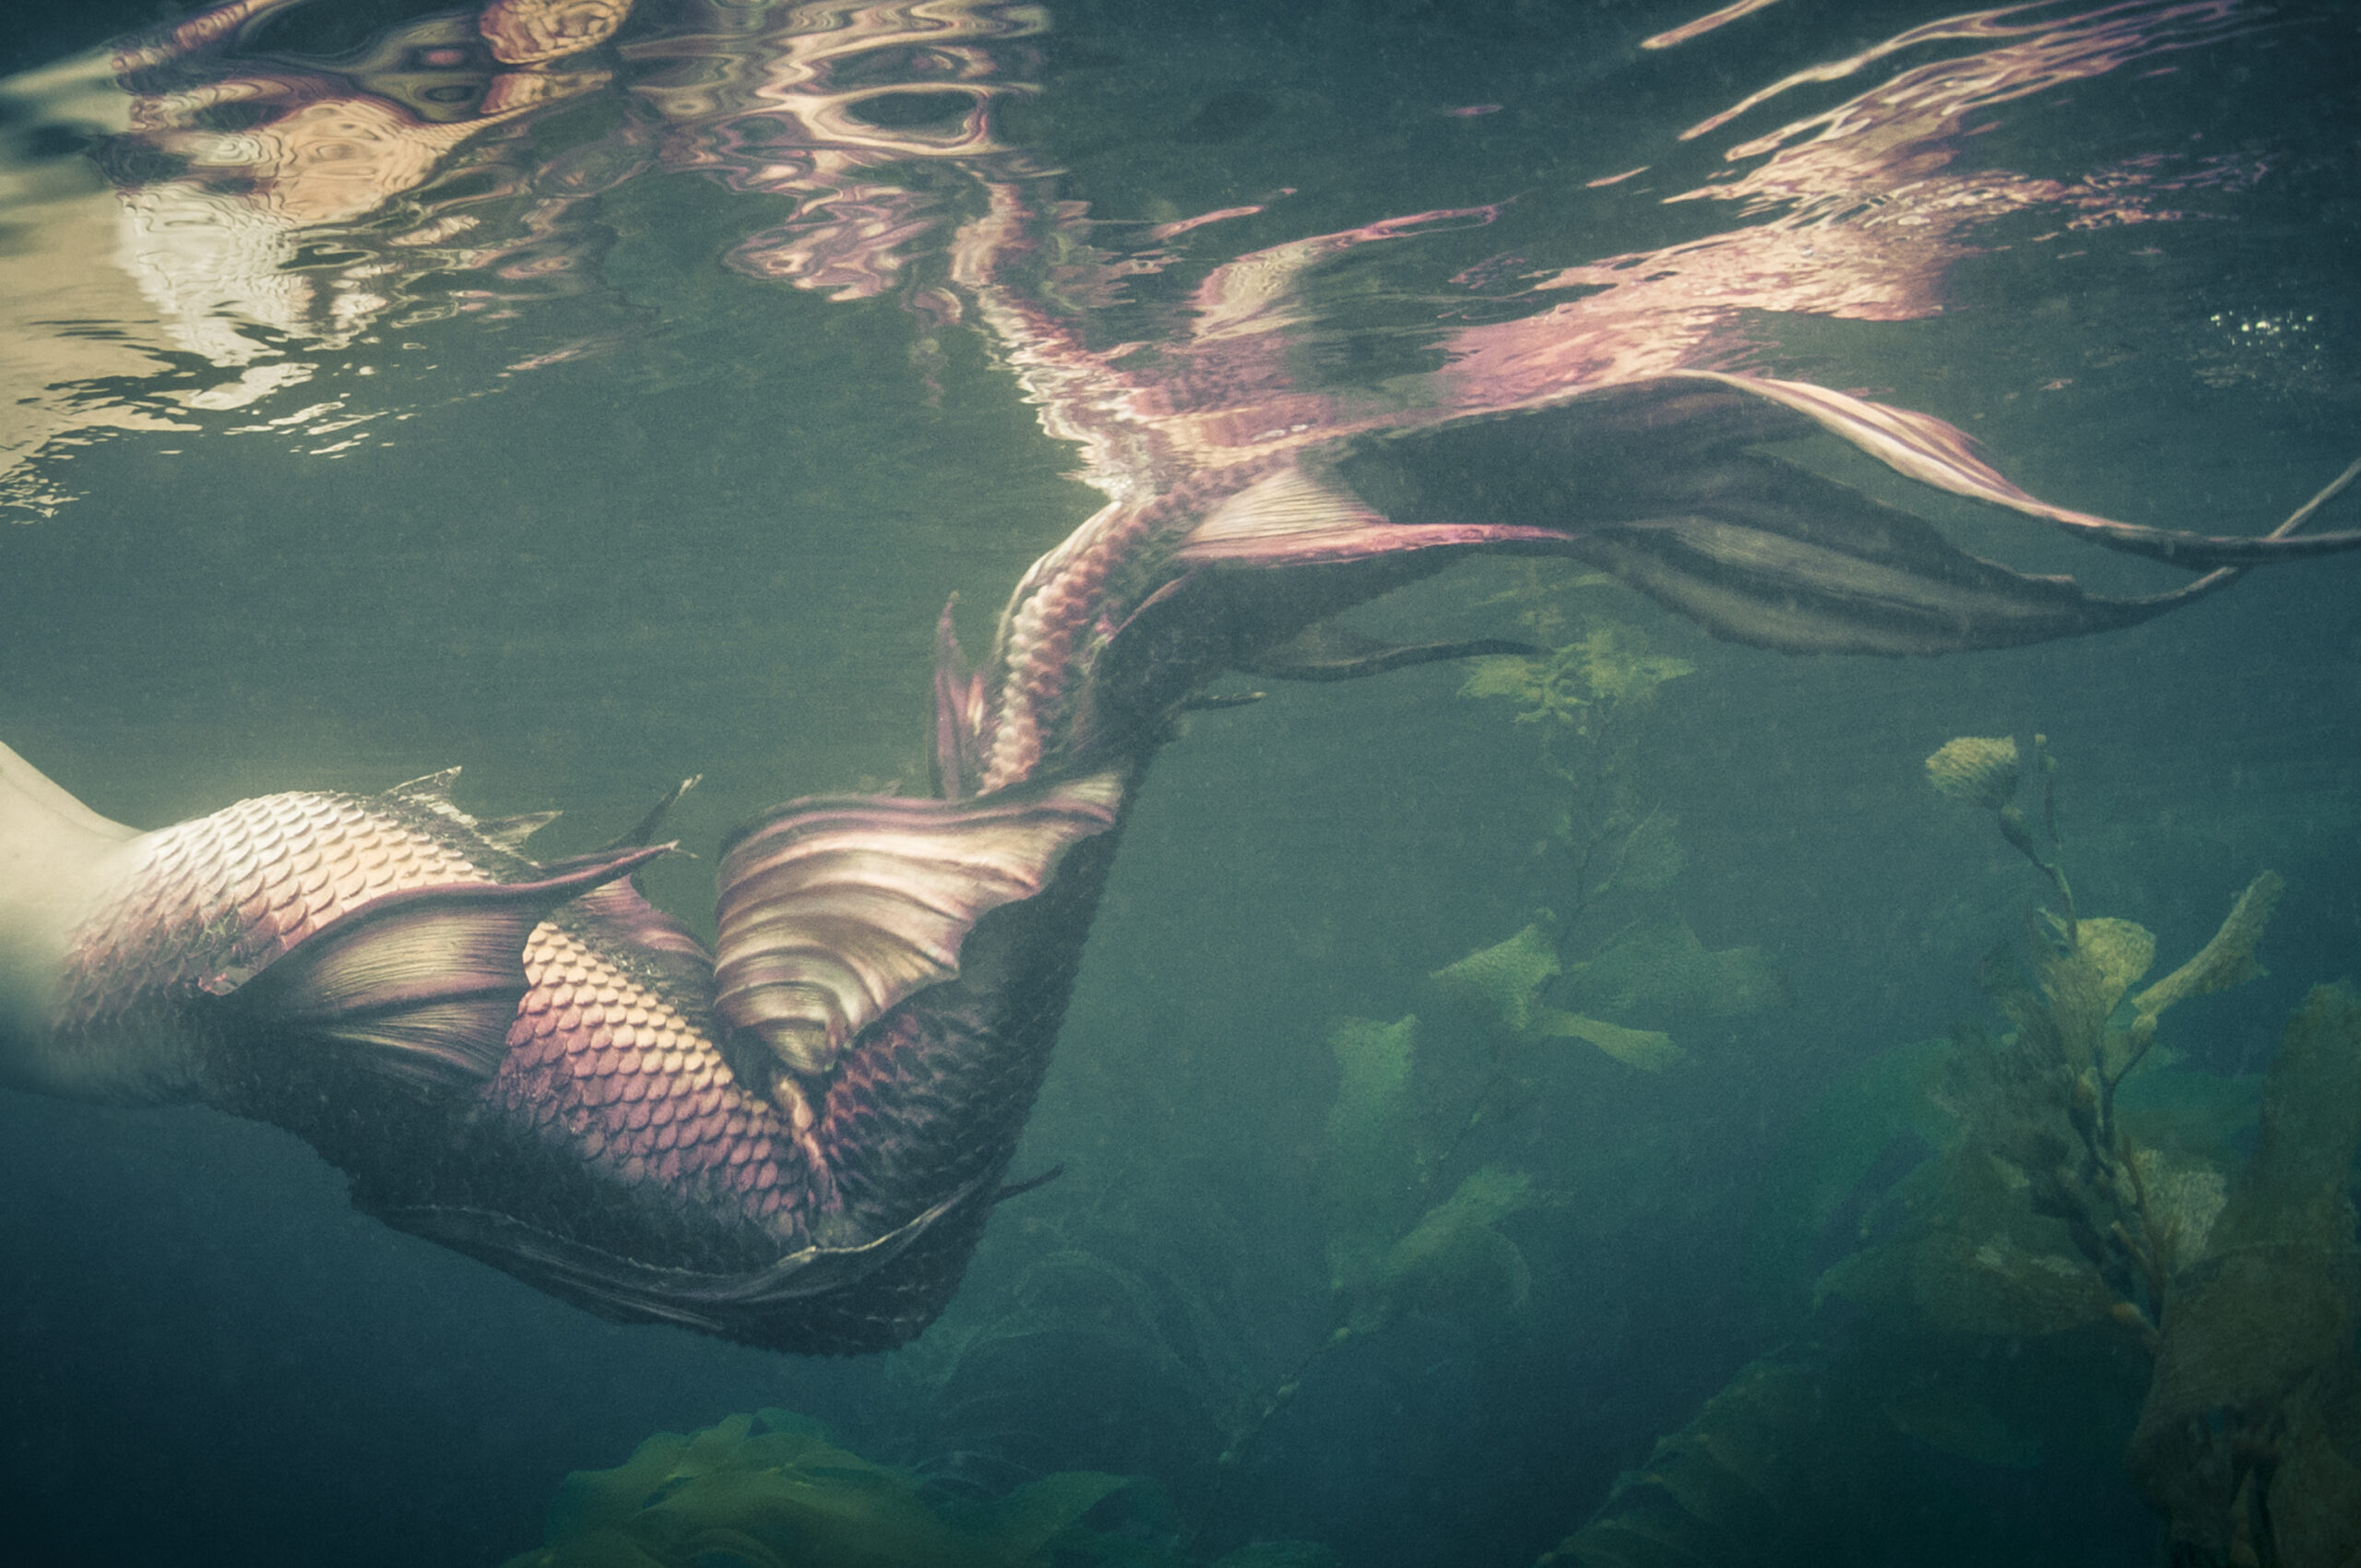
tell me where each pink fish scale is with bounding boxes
[504,923,791,1226]
[172,801,398,952]
[62,792,489,1046]
[980,489,1180,790]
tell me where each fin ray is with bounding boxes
[376,1174,991,1336]
[212,845,670,1091]
[713,772,1126,1078]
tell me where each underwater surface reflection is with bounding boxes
[1,1,2357,1564]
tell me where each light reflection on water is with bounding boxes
[0,2,2355,1565]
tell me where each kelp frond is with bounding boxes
[1924,735,2021,811]
[504,1409,1128,1568]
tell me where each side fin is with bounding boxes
[568,879,713,970]
[712,770,1127,1081]
[207,845,670,1092]
[381,767,491,838]
[1241,622,1540,682]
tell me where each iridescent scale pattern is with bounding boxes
[494,922,798,1225]
[59,791,487,1055]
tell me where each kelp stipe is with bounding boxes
[1194,592,1786,1538]
[1450,587,1783,1075]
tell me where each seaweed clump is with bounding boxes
[500,1409,1126,1568]
[1536,736,2361,1567]
[2128,985,2361,1566]
[503,1408,1332,1568]
[1199,588,1785,1532]
[1452,580,1784,1075]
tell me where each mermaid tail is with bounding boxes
[936,372,2361,801]
[6,361,2354,1352]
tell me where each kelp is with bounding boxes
[1318,1018,1539,1336]
[1826,746,2294,1349]
[2129,872,2284,1025]
[1428,918,1688,1073]
[1221,596,1774,1540]
[1926,731,2079,941]
[1430,923,1562,1039]
[1458,624,1695,731]
[895,1175,1284,1497]
[502,1409,1127,1568]
[1741,1037,1961,1324]
[1923,734,2022,811]
[1358,1165,1536,1331]
[1451,597,1780,1072]
[1430,913,1779,1074]
[1210,1007,1553,1497]
[1548,734,2356,1566]
[1536,1324,2140,1567]
[1536,1346,1898,1568]
[1322,1015,1430,1308]
[1560,916,1785,1022]
[2127,985,2361,1568]
[505,1409,1335,1568]
[1539,1353,1817,1567]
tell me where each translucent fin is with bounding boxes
[1171,461,1561,567]
[713,770,1126,1079]
[1327,386,2286,654]
[1564,505,2194,655]
[1678,372,2361,568]
[1242,621,1539,682]
[205,844,670,1091]
[377,1173,991,1336]
[478,810,562,852]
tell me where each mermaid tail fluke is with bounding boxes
[958,374,2361,789]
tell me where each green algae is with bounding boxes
[1547,734,2353,1566]
[503,1409,1127,1568]
[505,1408,1342,1568]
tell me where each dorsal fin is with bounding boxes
[205,845,671,1092]
[381,767,484,834]
[712,770,1126,1080]
[385,767,463,804]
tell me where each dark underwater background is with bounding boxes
[2,1,2357,1564]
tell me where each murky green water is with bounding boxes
[2,2,2356,1564]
